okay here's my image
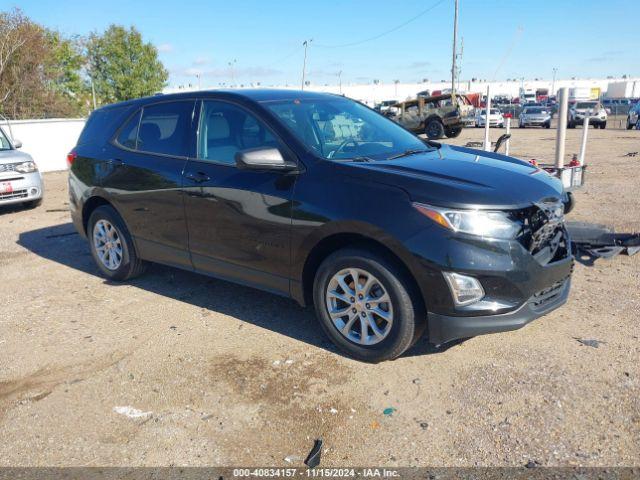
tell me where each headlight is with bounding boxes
[15,161,38,173]
[413,203,521,239]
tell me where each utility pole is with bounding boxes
[301,39,312,90]
[551,67,557,96]
[451,0,459,104]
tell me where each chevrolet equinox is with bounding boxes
[68,90,573,362]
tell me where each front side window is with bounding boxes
[198,101,279,165]
[0,128,11,151]
[137,101,195,157]
[264,97,428,160]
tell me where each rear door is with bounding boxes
[104,99,197,268]
[182,99,297,295]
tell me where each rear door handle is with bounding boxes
[185,171,211,183]
[107,158,124,166]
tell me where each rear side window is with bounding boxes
[116,110,141,149]
[137,101,195,157]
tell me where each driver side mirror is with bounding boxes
[235,147,298,172]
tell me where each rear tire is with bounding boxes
[600,122,606,129]
[444,126,462,138]
[313,248,426,363]
[627,117,633,130]
[88,205,146,281]
[425,119,445,139]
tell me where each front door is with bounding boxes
[183,99,297,295]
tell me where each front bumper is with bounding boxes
[0,171,44,205]
[522,117,551,126]
[428,276,571,345]
[574,115,606,125]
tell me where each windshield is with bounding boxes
[264,97,429,161]
[525,108,544,114]
[0,128,12,151]
[576,102,597,109]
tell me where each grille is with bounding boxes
[519,199,569,265]
[0,189,27,200]
[0,163,18,173]
[530,277,568,312]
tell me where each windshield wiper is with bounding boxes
[387,148,431,160]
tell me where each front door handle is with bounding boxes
[107,158,124,166]
[185,171,211,183]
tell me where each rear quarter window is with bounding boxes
[77,106,131,146]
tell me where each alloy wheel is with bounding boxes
[325,268,393,345]
[93,219,123,270]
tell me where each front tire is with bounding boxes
[425,119,445,139]
[627,117,633,130]
[313,248,425,362]
[23,198,42,209]
[88,205,146,281]
[600,122,606,129]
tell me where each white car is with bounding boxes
[568,101,607,129]
[475,108,504,128]
[0,127,44,208]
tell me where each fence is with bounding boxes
[3,118,85,172]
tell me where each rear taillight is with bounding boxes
[67,151,77,167]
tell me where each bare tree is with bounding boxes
[0,8,30,103]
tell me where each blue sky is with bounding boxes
[5,0,639,87]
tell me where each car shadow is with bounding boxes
[17,222,462,361]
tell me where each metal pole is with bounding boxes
[484,85,491,151]
[338,71,342,94]
[505,116,511,156]
[551,68,557,97]
[578,114,589,165]
[555,87,569,168]
[451,0,458,100]
[301,40,311,90]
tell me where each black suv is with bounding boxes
[69,90,573,362]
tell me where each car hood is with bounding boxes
[0,149,34,164]
[342,144,563,209]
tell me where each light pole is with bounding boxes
[551,67,557,96]
[301,39,312,90]
[338,70,343,94]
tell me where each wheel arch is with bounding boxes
[296,228,425,314]
[82,195,114,235]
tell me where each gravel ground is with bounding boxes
[0,126,638,467]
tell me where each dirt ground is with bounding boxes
[0,125,638,467]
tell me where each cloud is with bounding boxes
[403,61,430,70]
[157,43,174,53]
[193,56,211,66]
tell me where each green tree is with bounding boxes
[87,25,168,104]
